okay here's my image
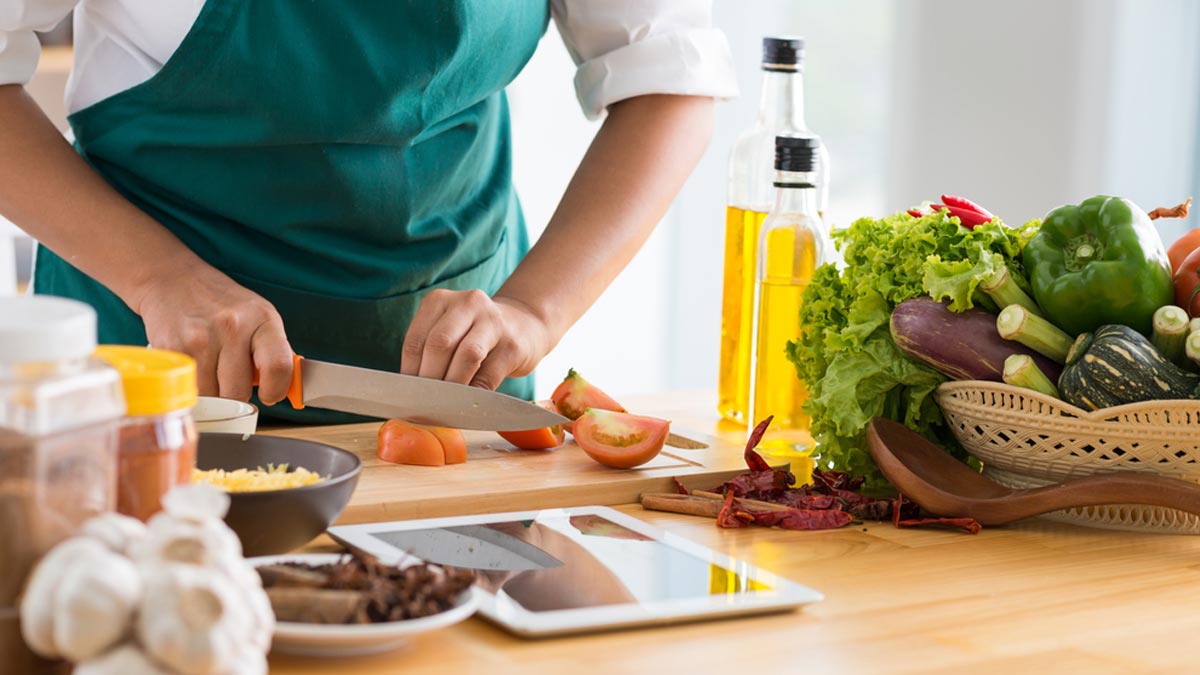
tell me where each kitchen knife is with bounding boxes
[259,354,569,431]
[374,525,564,571]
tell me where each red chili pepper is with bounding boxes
[906,209,925,218]
[743,416,774,472]
[930,204,991,229]
[940,194,994,219]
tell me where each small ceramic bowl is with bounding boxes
[197,433,362,555]
[193,397,259,435]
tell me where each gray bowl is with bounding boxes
[196,433,362,556]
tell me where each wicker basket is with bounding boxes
[935,380,1200,534]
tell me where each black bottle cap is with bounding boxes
[762,37,805,71]
[775,135,820,173]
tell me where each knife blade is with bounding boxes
[268,355,569,431]
[373,525,563,571]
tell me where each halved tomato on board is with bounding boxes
[573,409,670,469]
[551,369,626,433]
[378,420,466,466]
[498,401,566,450]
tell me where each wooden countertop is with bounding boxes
[267,392,1200,674]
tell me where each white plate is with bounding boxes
[251,553,479,658]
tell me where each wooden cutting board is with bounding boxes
[263,423,757,524]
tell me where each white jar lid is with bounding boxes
[0,296,98,363]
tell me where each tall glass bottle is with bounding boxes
[720,36,829,425]
[749,136,828,479]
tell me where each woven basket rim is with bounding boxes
[936,380,1200,421]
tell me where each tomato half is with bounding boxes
[551,370,626,433]
[1169,229,1200,273]
[427,426,467,464]
[573,409,670,469]
[497,401,565,450]
[377,420,445,466]
[1174,247,1200,317]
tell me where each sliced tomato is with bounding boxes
[1169,228,1200,273]
[377,420,444,466]
[551,369,626,433]
[427,426,467,464]
[573,409,670,469]
[497,401,565,450]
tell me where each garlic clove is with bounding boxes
[20,538,95,659]
[72,643,173,675]
[161,484,230,523]
[132,510,243,569]
[80,512,148,555]
[138,564,258,675]
[52,543,142,662]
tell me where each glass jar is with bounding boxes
[94,346,198,523]
[0,297,124,674]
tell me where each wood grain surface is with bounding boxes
[263,416,756,523]
[266,392,1200,674]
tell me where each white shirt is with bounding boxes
[0,0,739,120]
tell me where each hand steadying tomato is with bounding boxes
[573,409,670,469]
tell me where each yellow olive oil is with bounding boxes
[718,206,768,425]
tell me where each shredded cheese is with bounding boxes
[192,463,326,492]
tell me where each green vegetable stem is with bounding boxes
[980,266,1043,317]
[1151,305,1189,366]
[1002,354,1060,398]
[996,304,1074,364]
[1187,331,1200,368]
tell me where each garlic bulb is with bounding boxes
[137,564,260,675]
[81,512,148,555]
[20,537,142,662]
[73,643,172,675]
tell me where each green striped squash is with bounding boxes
[1058,325,1199,411]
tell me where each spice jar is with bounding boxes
[94,346,198,522]
[0,297,124,674]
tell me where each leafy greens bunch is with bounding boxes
[786,210,1039,489]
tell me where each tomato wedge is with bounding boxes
[378,420,466,466]
[498,402,565,450]
[573,409,670,469]
[551,369,626,433]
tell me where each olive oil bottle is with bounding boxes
[749,136,828,478]
[719,37,829,425]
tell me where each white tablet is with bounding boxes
[327,506,822,637]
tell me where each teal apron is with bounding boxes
[34,0,548,422]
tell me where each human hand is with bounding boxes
[400,290,553,390]
[135,264,295,404]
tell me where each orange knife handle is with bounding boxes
[252,353,306,409]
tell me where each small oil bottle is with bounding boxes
[749,136,828,480]
[719,37,829,425]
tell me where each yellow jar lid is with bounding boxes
[94,345,198,417]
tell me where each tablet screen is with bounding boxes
[369,511,771,613]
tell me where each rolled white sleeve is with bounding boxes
[0,0,78,85]
[551,0,739,120]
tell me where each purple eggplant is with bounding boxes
[890,297,1063,382]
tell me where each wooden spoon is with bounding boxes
[866,417,1200,526]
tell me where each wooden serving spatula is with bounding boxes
[865,417,1200,526]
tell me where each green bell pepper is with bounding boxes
[1023,195,1173,336]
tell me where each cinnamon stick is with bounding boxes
[691,490,793,513]
[641,493,723,518]
[1148,197,1192,220]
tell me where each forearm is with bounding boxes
[0,84,211,312]
[496,94,715,344]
